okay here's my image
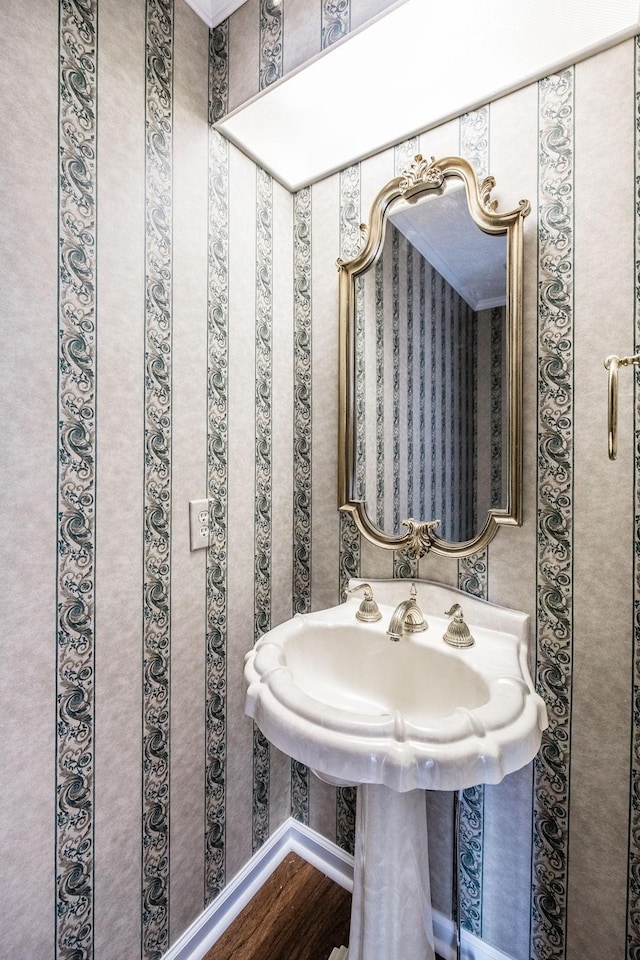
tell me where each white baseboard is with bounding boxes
[161,818,353,960]
[161,817,514,960]
[432,914,515,960]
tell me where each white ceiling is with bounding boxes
[213,0,640,192]
[184,0,246,28]
[390,188,507,312]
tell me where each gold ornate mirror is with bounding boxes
[338,155,530,559]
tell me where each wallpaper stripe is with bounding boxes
[292,186,312,616]
[430,266,438,520]
[259,0,283,90]
[395,137,419,176]
[440,276,448,530]
[355,276,366,502]
[448,281,456,533]
[354,151,372,512]
[531,68,575,960]
[337,162,361,854]
[252,166,274,853]
[392,226,401,532]
[419,257,426,514]
[205,20,229,904]
[56,1,98,956]
[490,306,504,506]
[456,106,490,939]
[468,305,478,534]
[628,35,640,957]
[460,108,489,183]
[141,1,173,956]
[322,0,350,49]
[291,185,313,824]
[406,241,414,516]
[375,256,385,529]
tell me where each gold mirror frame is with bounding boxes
[338,155,530,559]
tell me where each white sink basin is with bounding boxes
[244,578,547,792]
[285,625,489,722]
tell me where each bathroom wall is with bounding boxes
[0,2,638,960]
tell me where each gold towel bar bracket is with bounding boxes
[604,353,640,460]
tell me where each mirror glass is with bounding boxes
[355,187,507,543]
[338,156,529,558]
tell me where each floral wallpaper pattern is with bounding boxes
[56,0,98,955]
[291,185,313,823]
[252,164,274,853]
[322,0,350,49]
[205,20,229,905]
[259,0,282,90]
[141,2,174,956]
[532,67,574,960]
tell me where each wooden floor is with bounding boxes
[205,853,352,960]
[205,851,447,960]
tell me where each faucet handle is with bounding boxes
[443,604,475,648]
[346,583,382,623]
[404,582,427,633]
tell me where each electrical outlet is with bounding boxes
[189,499,211,551]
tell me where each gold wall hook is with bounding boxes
[604,353,640,460]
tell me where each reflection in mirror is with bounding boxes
[356,187,507,543]
[338,155,530,558]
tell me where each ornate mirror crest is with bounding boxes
[338,155,530,559]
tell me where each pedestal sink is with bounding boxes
[244,578,548,960]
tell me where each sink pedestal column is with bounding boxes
[348,784,435,960]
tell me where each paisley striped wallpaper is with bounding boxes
[142,3,174,955]
[1,2,639,959]
[291,183,312,824]
[205,19,228,907]
[532,68,575,959]
[56,2,97,955]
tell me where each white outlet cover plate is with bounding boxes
[189,499,211,551]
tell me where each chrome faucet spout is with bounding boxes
[386,583,427,641]
[387,599,416,641]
